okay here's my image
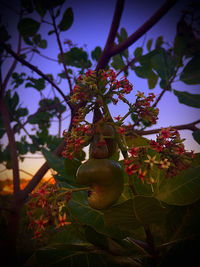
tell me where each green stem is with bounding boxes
[56,187,90,199]
[99,95,138,196]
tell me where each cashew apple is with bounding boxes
[76,158,124,209]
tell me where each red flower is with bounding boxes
[176,145,185,155]
[117,126,126,135]
[125,163,140,176]
[113,81,121,88]
[149,140,163,152]
[86,69,95,77]
[57,213,71,228]
[138,169,147,182]
[114,115,122,121]
[32,229,42,239]
[160,128,171,139]
[128,147,139,157]
[35,216,48,230]
[100,70,109,80]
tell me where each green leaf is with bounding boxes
[42,148,66,177]
[85,226,109,250]
[192,130,200,144]
[0,25,10,43]
[147,39,153,51]
[91,46,102,61]
[174,35,186,58]
[151,48,175,81]
[50,224,86,245]
[134,65,151,78]
[59,47,91,69]
[180,55,200,84]
[148,71,158,89]
[64,157,81,179]
[104,196,166,230]
[33,34,47,49]
[117,27,128,43]
[34,243,120,267]
[33,0,46,17]
[156,165,200,206]
[155,36,163,49]
[58,7,73,32]
[134,47,143,58]
[25,77,45,91]
[126,134,150,148]
[174,90,200,108]
[111,54,125,70]
[16,107,28,117]
[18,18,40,37]
[67,190,125,239]
[12,72,26,89]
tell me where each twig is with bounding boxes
[50,9,73,93]
[116,57,137,77]
[110,0,178,57]
[0,98,20,194]
[0,40,71,106]
[1,11,22,96]
[13,101,65,133]
[21,140,65,201]
[133,119,200,136]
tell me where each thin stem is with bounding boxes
[50,9,73,93]
[0,40,71,106]
[133,119,200,136]
[1,11,22,96]
[55,187,90,198]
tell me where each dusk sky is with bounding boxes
[0,0,199,180]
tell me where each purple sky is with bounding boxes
[0,0,199,179]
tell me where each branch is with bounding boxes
[0,98,20,194]
[50,9,73,93]
[110,0,178,57]
[134,119,200,136]
[0,40,71,106]
[96,0,125,71]
[1,11,22,96]
[116,57,137,77]
[21,139,65,201]
[153,59,182,108]
[13,101,65,133]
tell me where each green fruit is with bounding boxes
[76,158,124,210]
[100,123,118,158]
[90,134,109,159]
[90,123,118,159]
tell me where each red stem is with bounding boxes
[110,0,178,57]
[96,0,125,71]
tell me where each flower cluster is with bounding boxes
[62,109,92,159]
[71,68,133,107]
[99,69,133,104]
[26,182,72,241]
[131,91,159,127]
[124,127,194,184]
[71,70,97,103]
[149,127,195,177]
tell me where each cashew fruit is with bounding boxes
[76,158,124,210]
[90,123,118,159]
[100,123,118,158]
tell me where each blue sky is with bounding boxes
[0,0,199,179]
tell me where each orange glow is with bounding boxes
[0,177,55,195]
[2,185,13,194]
